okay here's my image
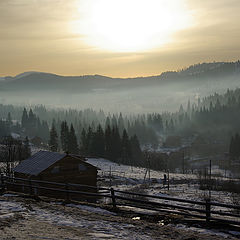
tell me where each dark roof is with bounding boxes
[14,151,66,176]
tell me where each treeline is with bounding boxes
[2,87,240,145]
[159,88,240,143]
[161,61,240,80]
[0,105,160,146]
[2,87,240,160]
[49,121,144,166]
[21,108,49,142]
[0,136,31,174]
[229,133,240,160]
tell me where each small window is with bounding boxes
[78,164,87,171]
[51,166,60,174]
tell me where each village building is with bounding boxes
[12,150,98,199]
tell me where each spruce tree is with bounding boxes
[105,117,111,129]
[104,125,112,159]
[49,122,58,152]
[86,126,94,155]
[111,126,122,162]
[41,121,49,142]
[121,129,131,164]
[80,128,88,155]
[21,108,28,129]
[60,121,69,152]
[130,134,143,166]
[118,113,125,135]
[28,109,37,135]
[93,124,105,157]
[68,124,79,154]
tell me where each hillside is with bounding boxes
[0,61,240,112]
[1,61,240,91]
[0,194,235,240]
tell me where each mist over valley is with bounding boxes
[1,61,240,113]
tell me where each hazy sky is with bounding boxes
[0,0,240,77]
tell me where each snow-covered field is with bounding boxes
[87,157,240,225]
[86,158,238,204]
[0,194,239,240]
[87,157,198,182]
[1,156,240,239]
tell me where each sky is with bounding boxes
[0,0,240,77]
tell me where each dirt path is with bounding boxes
[0,195,238,240]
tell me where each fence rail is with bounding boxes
[1,175,240,226]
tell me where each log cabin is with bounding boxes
[12,150,98,200]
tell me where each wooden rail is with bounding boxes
[1,175,240,226]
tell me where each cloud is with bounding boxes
[0,0,240,77]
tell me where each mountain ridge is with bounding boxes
[2,60,240,81]
[0,61,240,112]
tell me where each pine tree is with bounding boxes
[80,128,88,155]
[21,108,28,129]
[41,121,49,142]
[104,125,112,159]
[130,134,143,166]
[121,129,131,164]
[105,116,111,129]
[118,113,125,135]
[0,119,10,138]
[49,122,58,152]
[111,115,118,128]
[86,126,94,155]
[68,124,79,154]
[89,124,105,157]
[28,109,37,135]
[111,126,122,162]
[60,121,69,152]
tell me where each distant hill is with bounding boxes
[0,61,240,112]
[1,61,240,92]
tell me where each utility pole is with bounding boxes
[143,151,151,182]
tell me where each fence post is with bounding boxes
[167,170,170,190]
[110,188,116,208]
[206,198,211,223]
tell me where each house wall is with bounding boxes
[40,155,97,186]
[12,155,98,201]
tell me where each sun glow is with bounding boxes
[73,0,193,52]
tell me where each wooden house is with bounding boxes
[12,151,98,200]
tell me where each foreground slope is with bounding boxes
[0,194,237,240]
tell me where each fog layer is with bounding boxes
[0,61,239,113]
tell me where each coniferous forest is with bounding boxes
[1,87,240,172]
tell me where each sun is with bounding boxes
[72,0,192,52]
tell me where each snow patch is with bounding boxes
[174,224,230,238]
[0,200,26,214]
[66,203,116,216]
[0,213,15,219]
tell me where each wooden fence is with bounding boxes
[1,175,240,226]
